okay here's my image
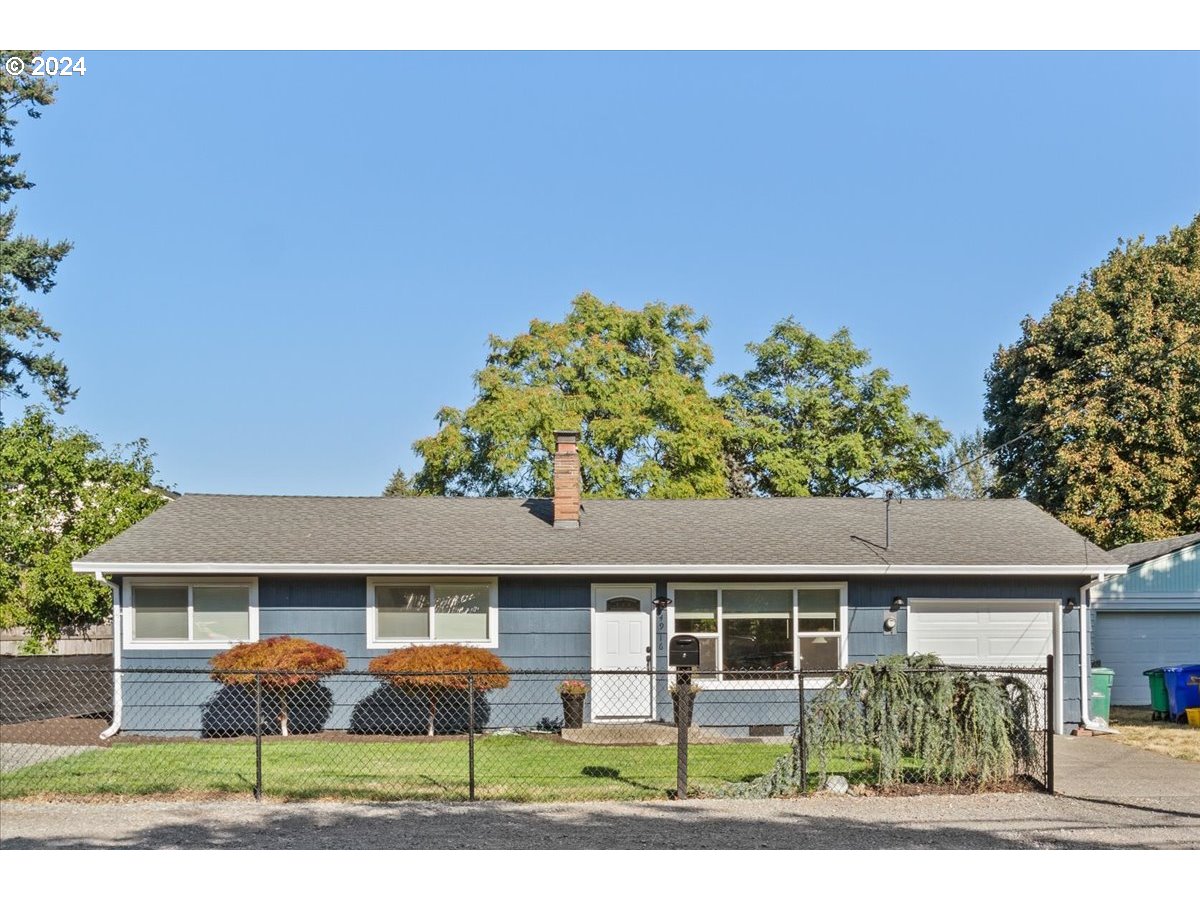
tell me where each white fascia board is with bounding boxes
[73,561,1128,577]
[1092,595,1200,612]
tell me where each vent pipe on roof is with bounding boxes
[552,430,581,529]
[885,489,895,551]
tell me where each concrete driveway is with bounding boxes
[2,735,1196,849]
[1054,732,1200,816]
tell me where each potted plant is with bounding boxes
[669,679,703,728]
[557,679,588,729]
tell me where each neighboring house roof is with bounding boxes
[1106,532,1200,567]
[72,494,1122,576]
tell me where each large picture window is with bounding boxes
[367,578,498,648]
[124,579,257,649]
[669,583,846,683]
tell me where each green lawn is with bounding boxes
[1,735,812,802]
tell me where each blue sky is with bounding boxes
[9,51,1200,495]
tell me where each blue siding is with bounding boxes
[118,572,1090,734]
[1092,544,1200,598]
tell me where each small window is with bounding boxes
[127,580,256,648]
[132,586,189,640]
[605,597,642,612]
[435,584,490,639]
[368,579,497,648]
[376,585,432,639]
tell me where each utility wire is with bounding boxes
[933,326,1200,485]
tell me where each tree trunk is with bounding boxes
[279,691,290,737]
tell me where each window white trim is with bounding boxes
[366,577,499,649]
[666,582,849,690]
[122,577,259,651]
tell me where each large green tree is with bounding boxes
[718,319,949,496]
[984,215,1200,547]
[1,51,74,417]
[0,409,168,649]
[410,293,731,498]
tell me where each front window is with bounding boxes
[127,580,256,647]
[368,579,497,647]
[670,584,845,682]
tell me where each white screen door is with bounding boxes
[591,584,654,720]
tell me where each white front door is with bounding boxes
[591,584,654,720]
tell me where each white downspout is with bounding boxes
[1077,575,1111,733]
[97,572,122,740]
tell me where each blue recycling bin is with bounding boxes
[1161,665,1200,721]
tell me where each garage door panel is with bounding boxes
[987,635,1053,658]
[911,636,980,659]
[1093,611,1200,705]
[909,602,1054,669]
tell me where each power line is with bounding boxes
[934,325,1200,486]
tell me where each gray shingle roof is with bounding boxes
[1106,532,1200,567]
[73,494,1120,573]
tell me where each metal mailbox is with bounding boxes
[669,634,701,668]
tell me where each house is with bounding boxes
[71,432,1124,735]
[1089,532,1200,706]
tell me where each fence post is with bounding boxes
[796,664,807,794]
[676,671,690,800]
[1045,653,1055,795]
[254,674,263,802]
[467,672,476,801]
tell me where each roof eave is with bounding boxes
[71,561,1128,577]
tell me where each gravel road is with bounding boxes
[3,792,1198,849]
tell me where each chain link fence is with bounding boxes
[0,659,1053,802]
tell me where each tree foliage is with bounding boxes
[211,636,347,736]
[369,644,510,736]
[938,428,997,499]
[382,466,416,497]
[718,319,949,497]
[0,408,167,648]
[410,293,731,499]
[1,51,74,415]
[984,216,1200,547]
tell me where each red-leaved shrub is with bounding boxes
[211,636,346,735]
[368,645,510,735]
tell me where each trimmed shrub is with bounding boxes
[210,636,347,736]
[368,645,510,736]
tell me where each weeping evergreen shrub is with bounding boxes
[731,654,1040,797]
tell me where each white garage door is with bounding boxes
[1092,611,1200,705]
[908,601,1055,667]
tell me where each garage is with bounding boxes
[1092,610,1200,705]
[907,599,1060,730]
[907,599,1057,668]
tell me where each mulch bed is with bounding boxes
[0,715,112,747]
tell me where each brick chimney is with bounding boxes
[552,430,581,528]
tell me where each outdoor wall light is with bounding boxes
[1063,597,1077,613]
[653,596,673,611]
[890,596,906,612]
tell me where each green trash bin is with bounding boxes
[1090,667,1115,723]
[1143,668,1170,720]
